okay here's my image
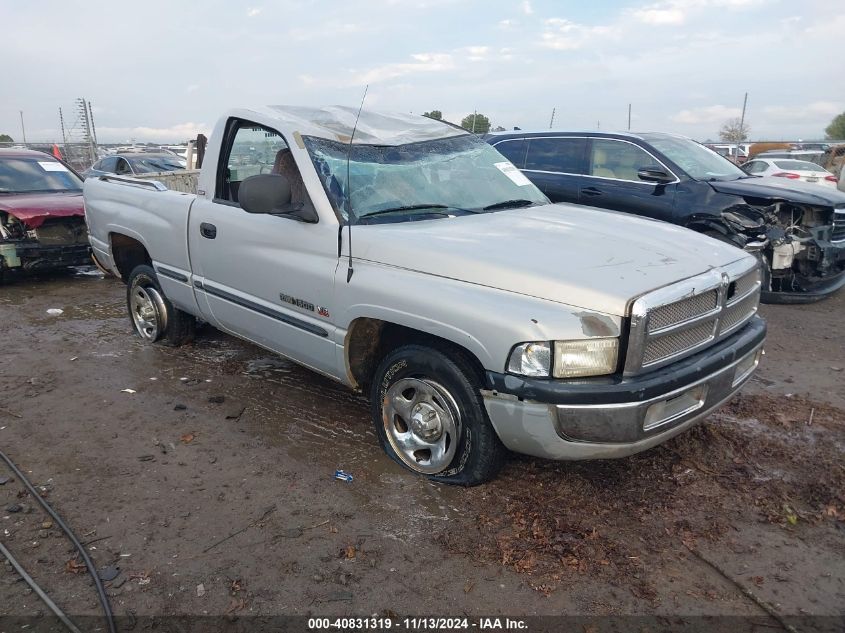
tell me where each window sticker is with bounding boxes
[38,161,69,172]
[494,161,532,186]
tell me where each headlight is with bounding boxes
[507,342,551,377]
[553,338,619,378]
[507,339,619,378]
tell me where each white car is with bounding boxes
[743,157,838,188]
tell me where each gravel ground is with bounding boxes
[0,270,843,631]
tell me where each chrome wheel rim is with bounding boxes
[130,286,166,341]
[382,378,461,474]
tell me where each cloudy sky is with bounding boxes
[1,0,842,143]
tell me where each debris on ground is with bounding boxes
[65,559,86,574]
[334,470,353,483]
[46,308,63,316]
[225,406,245,420]
[120,388,136,394]
[180,433,195,444]
[208,395,225,404]
[98,566,120,581]
[196,583,205,597]
[438,392,845,597]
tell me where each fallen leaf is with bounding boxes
[751,576,765,586]
[230,578,243,594]
[180,433,195,444]
[65,559,86,574]
[343,545,356,559]
[225,598,246,614]
[463,580,474,594]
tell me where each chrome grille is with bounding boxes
[833,210,845,243]
[721,291,759,335]
[643,321,715,365]
[625,259,762,376]
[729,269,759,301]
[648,290,718,333]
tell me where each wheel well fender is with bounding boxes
[110,233,151,282]
[344,317,487,393]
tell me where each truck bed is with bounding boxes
[84,174,196,278]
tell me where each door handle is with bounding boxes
[582,187,603,197]
[200,222,217,239]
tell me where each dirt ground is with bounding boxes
[0,269,843,630]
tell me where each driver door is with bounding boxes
[188,118,342,379]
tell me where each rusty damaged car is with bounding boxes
[0,148,90,280]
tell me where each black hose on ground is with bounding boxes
[0,448,116,633]
[0,541,83,633]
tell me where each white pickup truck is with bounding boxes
[84,106,766,485]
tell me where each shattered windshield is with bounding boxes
[645,136,747,182]
[0,157,82,193]
[303,134,548,222]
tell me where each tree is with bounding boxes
[825,112,845,140]
[422,110,442,120]
[460,113,491,134]
[719,118,750,143]
[0,134,13,144]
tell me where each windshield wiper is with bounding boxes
[358,203,477,220]
[482,199,537,211]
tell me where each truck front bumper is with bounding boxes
[482,316,766,460]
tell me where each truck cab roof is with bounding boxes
[230,105,469,146]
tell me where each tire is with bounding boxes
[126,265,195,346]
[370,343,506,486]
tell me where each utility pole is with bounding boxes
[549,107,555,129]
[471,110,477,134]
[627,103,632,131]
[87,100,98,146]
[19,111,27,145]
[59,108,68,157]
[736,92,748,161]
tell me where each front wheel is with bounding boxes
[126,265,195,346]
[370,344,506,486]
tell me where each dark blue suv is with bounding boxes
[485,131,845,303]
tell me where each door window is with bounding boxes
[216,122,291,203]
[115,158,132,175]
[524,137,586,173]
[743,160,766,174]
[493,139,527,168]
[589,139,661,182]
[99,157,118,172]
[216,119,312,211]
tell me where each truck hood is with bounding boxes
[708,176,845,206]
[0,192,85,229]
[355,203,749,316]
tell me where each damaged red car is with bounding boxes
[0,149,91,280]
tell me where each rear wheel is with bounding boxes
[126,265,195,346]
[370,343,506,486]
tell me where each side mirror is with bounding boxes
[637,167,674,184]
[238,174,318,223]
